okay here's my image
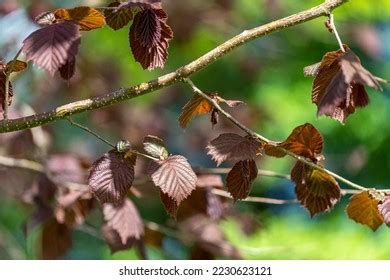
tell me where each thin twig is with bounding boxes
[0,0,348,133]
[195,167,290,180]
[67,117,116,148]
[183,78,370,193]
[212,188,298,204]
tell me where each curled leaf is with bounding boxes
[149,155,197,204]
[6,60,27,73]
[207,133,261,166]
[291,162,340,217]
[179,94,214,128]
[347,191,384,231]
[0,72,12,113]
[226,160,258,201]
[143,135,169,160]
[88,151,135,204]
[54,6,105,31]
[310,46,382,123]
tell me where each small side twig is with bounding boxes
[67,117,116,148]
[328,14,345,52]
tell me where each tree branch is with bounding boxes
[0,0,348,133]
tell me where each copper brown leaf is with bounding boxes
[264,123,323,162]
[129,8,173,70]
[0,72,12,113]
[311,46,382,123]
[41,219,72,259]
[160,191,178,218]
[104,2,133,31]
[54,6,105,31]
[149,155,197,204]
[379,196,390,227]
[6,60,27,73]
[347,191,384,231]
[22,21,81,76]
[88,151,135,204]
[143,135,169,160]
[179,94,213,128]
[103,198,144,250]
[291,162,340,217]
[207,133,261,166]
[226,160,258,201]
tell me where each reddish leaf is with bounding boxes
[129,8,173,70]
[103,199,144,251]
[160,191,178,218]
[59,57,76,81]
[311,46,382,123]
[149,155,197,204]
[104,2,133,31]
[179,94,214,128]
[55,191,93,227]
[143,135,169,160]
[303,62,321,77]
[291,162,340,217]
[22,21,81,76]
[206,188,224,220]
[207,133,261,166]
[54,6,105,31]
[41,219,72,259]
[347,191,384,231]
[379,196,390,227]
[265,123,323,162]
[226,160,258,201]
[88,151,135,204]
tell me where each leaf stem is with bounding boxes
[329,14,345,52]
[129,150,159,161]
[66,117,116,148]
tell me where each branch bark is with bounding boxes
[0,0,348,133]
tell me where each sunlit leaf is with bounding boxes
[226,160,258,201]
[179,94,213,128]
[265,123,323,162]
[54,6,105,31]
[22,21,81,76]
[88,151,135,204]
[347,191,384,231]
[291,162,340,217]
[150,155,197,204]
[207,133,261,166]
[143,135,169,160]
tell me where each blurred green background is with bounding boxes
[0,0,390,260]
